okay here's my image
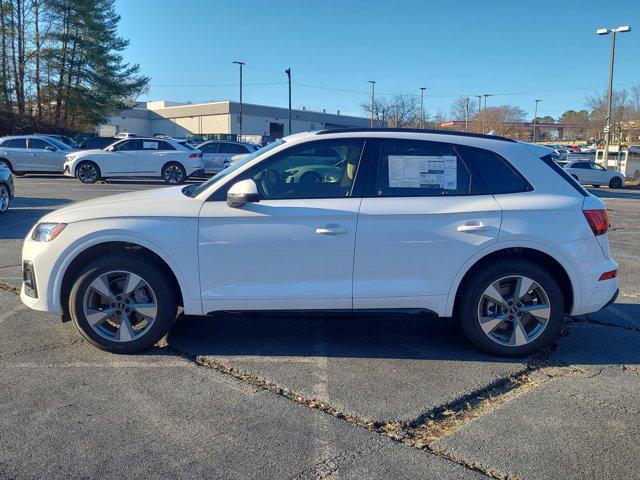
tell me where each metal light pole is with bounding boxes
[285,68,292,135]
[597,26,631,164]
[533,99,542,142]
[464,97,470,132]
[368,81,375,128]
[233,61,245,140]
[420,87,426,129]
[482,94,493,133]
[475,95,482,133]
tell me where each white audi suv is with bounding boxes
[21,129,618,356]
[63,137,203,184]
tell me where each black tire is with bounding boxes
[0,158,23,176]
[162,162,186,185]
[76,161,101,184]
[458,259,564,357]
[0,182,10,214]
[69,253,178,353]
[609,176,623,189]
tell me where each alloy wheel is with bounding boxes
[164,165,183,184]
[78,164,98,183]
[82,270,158,343]
[477,275,551,347]
[0,185,9,212]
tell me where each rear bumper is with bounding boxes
[601,288,619,311]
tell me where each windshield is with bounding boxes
[183,139,285,197]
[46,137,73,150]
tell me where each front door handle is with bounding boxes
[457,221,487,233]
[316,226,348,235]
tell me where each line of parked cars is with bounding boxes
[0,133,262,187]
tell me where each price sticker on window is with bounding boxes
[388,155,457,189]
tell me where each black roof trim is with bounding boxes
[316,127,516,143]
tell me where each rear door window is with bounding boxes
[375,139,485,197]
[5,138,27,149]
[27,138,53,150]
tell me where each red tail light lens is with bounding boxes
[188,153,200,158]
[583,209,609,236]
[599,269,617,281]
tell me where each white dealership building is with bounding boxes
[100,100,383,139]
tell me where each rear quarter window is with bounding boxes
[455,145,533,194]
[539,154,589,197]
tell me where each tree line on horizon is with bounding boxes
[362,86,640,142]
[0,0,148,136]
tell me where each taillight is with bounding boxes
[188,153,200,158]
[599,269,617,281]
[583,209,609,236]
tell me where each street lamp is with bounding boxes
[464,97,470,132]
[233,61,245,140]
[482,94,493,133]
[285,68,292,135]
[596,25,631,164]
[368,81,375,128]
[533,99,542,142]
[419,87,426,129]
[475,95,482,133]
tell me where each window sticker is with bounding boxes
[143,141,158,150]
[388,155,457,189]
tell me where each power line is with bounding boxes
[151,81,287,88]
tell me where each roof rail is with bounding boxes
[315,127,516,143]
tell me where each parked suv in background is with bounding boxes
[564,160,625,188]
[197,140,260,173]
[21,129,618,356]
[0,135,76,173]
[78,136,117,150]
[63,137,203,184]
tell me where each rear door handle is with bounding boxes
[316,226,348,235]
[457,221,487,233]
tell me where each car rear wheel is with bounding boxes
[609,176,623,189]
[77,161,101,184]
[69,254,178,353]
[458,259,564,356]
[162,162,186,184]
[0,184,10,214]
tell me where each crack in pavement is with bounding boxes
[157,342,531,479]
[0,281,20,294]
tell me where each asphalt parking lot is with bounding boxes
[1,176,639,480]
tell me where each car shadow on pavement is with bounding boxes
[160,304,638,365]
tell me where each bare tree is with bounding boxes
[449,96,477,121]
[361,94,419,128]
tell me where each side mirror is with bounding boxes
[107,146,115,152]
[44,146,56,152]
[227,179,260,208]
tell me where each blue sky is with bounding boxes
[114,0,639,120]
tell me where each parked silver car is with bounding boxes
[0,135,77,173]
[0,163,14,214]
[197,140,260,173]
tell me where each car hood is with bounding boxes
[41,186,203,223]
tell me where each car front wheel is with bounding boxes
[458,259,564,356]
[69,254,178,353]
[77,161,101,184]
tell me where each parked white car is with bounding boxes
[63,138,203,184]
[0,135,76,173]
[0,163,13,214]
[563,160,625,188]
[21,129,618,356]
[197,140,260,173]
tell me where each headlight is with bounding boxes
[31,223,67,242]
